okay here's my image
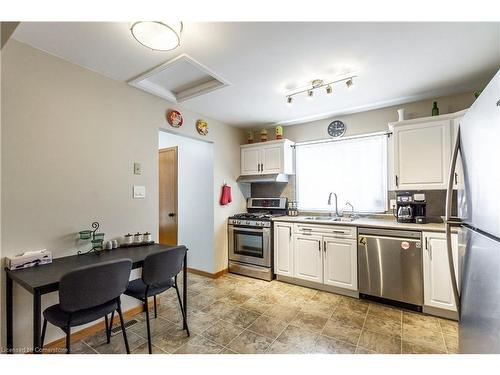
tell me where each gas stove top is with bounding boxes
[228,212,286,228]
[231,212,283,220]
[228,198,288,228]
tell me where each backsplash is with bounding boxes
[250,179,456,217]
[251,176,296,200]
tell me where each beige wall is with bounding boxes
[250,92,475,143]
[0,40,246,349]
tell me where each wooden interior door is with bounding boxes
[159,147,178,245]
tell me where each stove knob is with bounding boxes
[246,221,251,225]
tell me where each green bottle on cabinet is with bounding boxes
[432,101,439,116]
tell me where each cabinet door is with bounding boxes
[261,145,282,173]
[241,147,261,175]
[423,232,459,311]
[393,120,451,190]
[294,235,323,283]
[323,237,358,290]
[274,223,294,276]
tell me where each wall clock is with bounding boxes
[327,120,346,138]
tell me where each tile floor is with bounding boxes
[74,272,458,354]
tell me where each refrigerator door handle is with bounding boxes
[446,126,460,223]
[445,125,461,314]
[446,223,461,313]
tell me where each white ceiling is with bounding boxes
[12,22,500,127]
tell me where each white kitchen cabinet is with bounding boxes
[423,231,459,311]
[323,236,358,291]
[274,222,357,291]
[391,119,452,190]
[241,147,261,175]
[293,234,323,283]
[240,139,294,176]
[274,222,294,277]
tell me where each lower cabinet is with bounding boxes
[323,237,358,290]
[274,222,294,277]
[294,235,323,283]
[274,222,357,292]
[423,231,459,311]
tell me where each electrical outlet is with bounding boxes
[390,199,397,210]
[134,162,141,175]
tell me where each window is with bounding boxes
[296,134,387,213]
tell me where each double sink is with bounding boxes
[303,216,356,223]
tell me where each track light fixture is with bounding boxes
[285,75,357,104]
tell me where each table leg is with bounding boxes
[33,290,41,354]
[6,274,13,354]
[183,251,187,329]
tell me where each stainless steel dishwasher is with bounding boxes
[358,228,423,310]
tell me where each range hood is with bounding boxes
[237,173,289,183]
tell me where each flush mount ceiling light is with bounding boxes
[285,75,357,105]
[130,21,183,51]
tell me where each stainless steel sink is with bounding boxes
[303,216,341,221]
[303,216,357,222]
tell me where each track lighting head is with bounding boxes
[307,89,314,99]
[286,96,293,105]
[326,85,333,95]
[346,78,354,89]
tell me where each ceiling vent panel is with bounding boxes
[128,53,230,103]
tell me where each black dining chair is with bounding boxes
[124,246,189,354]
[40,259,133,354]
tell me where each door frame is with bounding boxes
[159,146,178,245]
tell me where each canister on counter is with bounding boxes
[133,232,142,243]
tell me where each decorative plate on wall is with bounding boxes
[196,119,208,136]
[327,120,346,138]
[166,110,183,128]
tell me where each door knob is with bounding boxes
[168,213,176,217]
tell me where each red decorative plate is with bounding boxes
[167,110,183,128]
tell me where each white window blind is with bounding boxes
[296,134,387,213]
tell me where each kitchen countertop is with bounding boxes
[272,215,449,232]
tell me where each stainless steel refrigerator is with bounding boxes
[445,69,500,353]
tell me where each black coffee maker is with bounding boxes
[395,192,426,223]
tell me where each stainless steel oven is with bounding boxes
[227,197,287,281]
[228,223,271,268]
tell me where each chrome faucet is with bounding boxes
[327,192,339,217]
[344,202,355,217]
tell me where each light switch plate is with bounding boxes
[134,162,142,175]
[133,185,146,199]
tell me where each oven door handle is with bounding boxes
[229,226,266,233]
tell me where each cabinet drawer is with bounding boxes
[294,223,356,239]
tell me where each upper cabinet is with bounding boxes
[240,139,295,176]
[389,110,467,190]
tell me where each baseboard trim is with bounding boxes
[276,275,359,299]
[44,299,156,350]
[423,305,459,321]
[187,267,228,279]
